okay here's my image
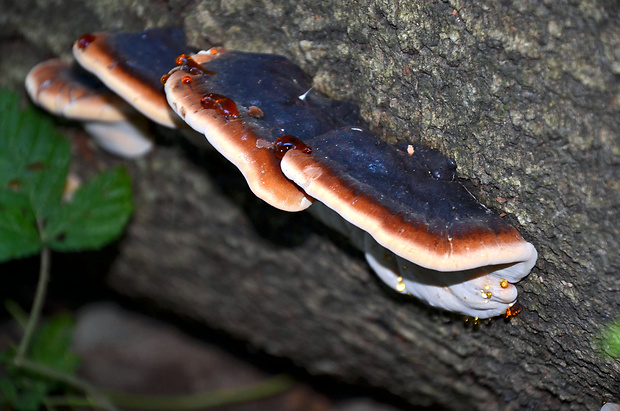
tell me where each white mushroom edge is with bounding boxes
[310,202,537,319]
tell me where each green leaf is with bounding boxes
[45,167,133,251]
[0,89,71,222]
[0,87,133,258]
[0,378,18,404]
[0,88,70,261]
[4,380,47,411]
[0,378,43,411]
[0,190,40,260]
[28,313,80,375]
[0,313,80,410]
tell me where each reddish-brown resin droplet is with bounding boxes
[505,302,523,318]
[175,54,216,76]
[77,33,96,49]
[182,75,192,84]
[273,135,312,159]
[175,54,190,66]
[160,73,170,85]
[246,105,264,119]
[200,93,239,118]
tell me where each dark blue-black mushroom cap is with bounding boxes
[280,126,537,272]
[72,27,191,127]
[164,49,363,211]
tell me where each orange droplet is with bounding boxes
[273,135,312,159]
[182,75,192,84]
[160,73,170,85]
[505,302,523,318]
[77,33,96,49]
[200,93,239,118]
[176,53,191,66]
[176,54,216,76]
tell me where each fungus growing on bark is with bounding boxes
[163,50,360,211]
[72,27,189,128]
[25,58,152,158]
[281,128,537,318]
[25,27,538,318]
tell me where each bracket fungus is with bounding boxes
[26,27,538,318]
[164,50,361,212]
[285,128,537,318]
[25,58,152,158]
[26,27,203,157]
[71,27,189,128]
[163,49,537,318]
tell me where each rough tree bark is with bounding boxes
[2,0,619,410]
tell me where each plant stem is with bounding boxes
[17,358,119,411]
[20,356,292,411]
[43,395,100,408]
[9,244,119,411]
[14,246,51,364]
[105,374,294,410]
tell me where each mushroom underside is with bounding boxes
[25,58,154,158]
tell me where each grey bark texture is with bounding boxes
[2,0,619,410]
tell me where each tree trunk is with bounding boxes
[2,0,619,409]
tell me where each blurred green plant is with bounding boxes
[0,309,86,410]
[0,88,133,261]
[0,87,132,410]
[0,88,293,410]
[600,319,620,359]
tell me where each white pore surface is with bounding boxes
[84,119,153,159]
[310,202,536,318]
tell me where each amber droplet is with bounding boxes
[396,276,406,292]
[160,73,170,85]
[273,135,312,159]
[505,302,523,318]
[77,33,96,49]
[200,93,239,118]
[464,316,481,326]
[182,75,192,84]
[175,54,216,76]
[500,279,509,288]
[175,54,191,66]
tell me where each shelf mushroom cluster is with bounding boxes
[25,27,537,319]
[26,27,190,158]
